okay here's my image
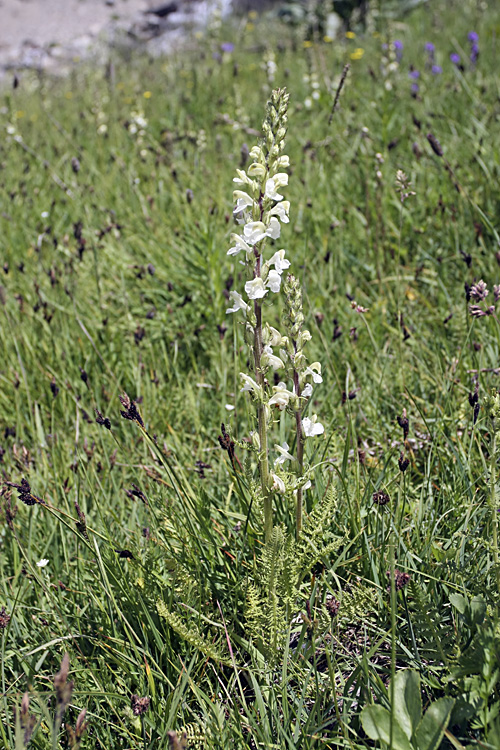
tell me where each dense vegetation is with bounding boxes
[1,0,500,747]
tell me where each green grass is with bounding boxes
[1,0,500,747]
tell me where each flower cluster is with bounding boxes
[408,68,420,95]
[425,42,442,75]
[226,89,323,438]
[468,31,479,66]
[225,88,324,537]
[467,279,499,318]
[381,40,402,91]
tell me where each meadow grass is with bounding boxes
[1,0,500,747]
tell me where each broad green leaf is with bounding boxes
[360,704,413,750]
[415,698,455,750]
[449,593,468,614]
[394,670,422,740]
[470,596,486,626]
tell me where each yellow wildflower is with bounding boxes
[350,48,365,60]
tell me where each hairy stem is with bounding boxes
[294,369,304,538]
[490,430,500,596]
[253,260,272,539]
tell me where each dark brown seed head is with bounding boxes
[0,606,11,628]
[398,453,410,472]
[387,568,410,592]
[115,549,134,559]
[373,490,390,506]
[167,730,188,750]
[66,707,89,747]
[397,409,409,440]
[8,478,40,506]
[427,132,443,157]
[16,692,36,745]
[131,695,150,716]
[54,653,74,721]
[95,409,111,430]
[326,597,340,617]
[119,393,145,428]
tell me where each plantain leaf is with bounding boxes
[415,698,455,750]
[360,704,413,750]
[394,669,422,740]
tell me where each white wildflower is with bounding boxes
[36,559,49,568]
[245,277,267,299]
[270,472,286,494]
[275,155,290,169]
[263,326,283,347]
[302,415,325,437]
[304,362,323,384]
[265,178,284,202]
[266,269,282,293]
[249,145,264,160]
[262,345,284,370]
[268,249,291,273]
[268,382,294,409]
[233,190,254,215]
[233,168,253,186]
[268,201,290,224]
[248,162,267,179]
[274,442,295,466]
[266,216,281,239]
[243,221,267,245]
[240,373,261,394]
[226,291,249,315]
[227,234,253,257]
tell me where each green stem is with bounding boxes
[294,369,304,539]
[490,430,500,596]
[254,299,272,540]
[389,485,398,750]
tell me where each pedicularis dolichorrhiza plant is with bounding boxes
[225,88,324,541]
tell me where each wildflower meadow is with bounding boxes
[1,0,500,747]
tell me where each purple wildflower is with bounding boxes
[494,285,500,302]
[425,42,435,54]
[394,39,403,62]
[432,64,442,75]
[468,31,479,43]
[469,304,495,318]
[450,53,461,65]
[409,69,420,95]
[470,279,488,301]
[470,42,479,64]
[221,42,235,53]
[469,305,487,318]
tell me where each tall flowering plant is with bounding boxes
[225,88,324,541]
